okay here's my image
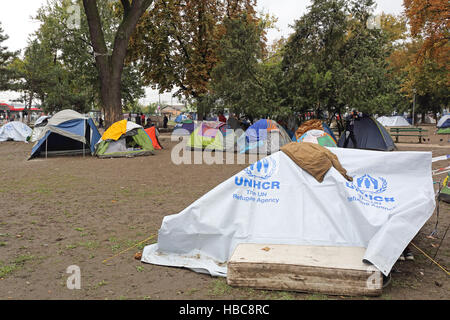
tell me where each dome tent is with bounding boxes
[0,121,32,142]
[95,120,154,158]
[294,119,338,144]
[297,129,337,147]
[173,119,196,136]
[29,110,101,159]
[376,116,410,127]
[237,119,292,154]
[337,115,396,151]
[437,115,450,134]
[187,121,232,151]
[144,126,163,150]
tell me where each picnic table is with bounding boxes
[389,127,428,143]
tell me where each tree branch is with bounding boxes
[82,0,109,75]
[121,0,131,15]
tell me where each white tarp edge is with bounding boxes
[142,148,435,276]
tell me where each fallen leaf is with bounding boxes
[134,252,142,260]
[261,247,271,252]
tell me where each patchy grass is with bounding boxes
[78,241,100,250]
[0,254,35,278]
[91,280,108,290]
[305,293,329,300]
[209,278,233,296]
[136,266,145,272]
[276,291,295,300]
[185,288,199,296]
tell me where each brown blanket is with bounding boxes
[281,142,353,183]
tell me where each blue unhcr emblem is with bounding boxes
[244,157,277,180]
[347,174,387,195]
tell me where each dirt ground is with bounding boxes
[0,124,448,300]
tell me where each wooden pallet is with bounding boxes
[227,243,383,297]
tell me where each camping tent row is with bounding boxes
[29,110,162,159]
[180,119,292,154]
[178,115,396,154]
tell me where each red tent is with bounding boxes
[144,126,163,150]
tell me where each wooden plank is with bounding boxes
[227,244,383,297]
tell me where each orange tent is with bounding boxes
[144,126,162,150]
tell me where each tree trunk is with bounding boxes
[100,74,122,128]
[83,0,153,129]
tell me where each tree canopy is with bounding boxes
[0,22,18,91]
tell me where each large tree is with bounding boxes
[22,0,146,118]
[404,0,449,68]
[281,0,397,127]
[211,13,282,118]
[128,0,257,120]
[82,0,153,127]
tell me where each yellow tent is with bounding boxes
[102,120,127,141]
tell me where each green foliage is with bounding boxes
[0,22,19,91]
[210,13,284,118]
[281,0,398,120]
[10,0,146,114]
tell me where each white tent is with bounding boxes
[0,121,32,142]
[376,116,410,127]
[142,148,435,277]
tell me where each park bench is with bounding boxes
[389,127,428,143]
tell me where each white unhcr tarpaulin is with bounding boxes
[142,148,435,276]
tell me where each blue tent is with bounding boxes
[238,119,292,154]
[175,114,188,123]
[29,110,101,159]
[437,115,450,128]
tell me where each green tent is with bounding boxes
[95,120,154,158]
[437,127,450,135]
[187,122,226,151]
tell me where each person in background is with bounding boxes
[127,113,132,122]
[145,117,153,129]
[218,111,227,123]
[98,117,104,129]
[163,115,168,128]
[141,113,146,126]
[136,112,142,125]
[343,110,359,148]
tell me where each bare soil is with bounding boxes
[0,124,448,300]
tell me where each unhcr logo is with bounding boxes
[355,174,387,194]
[235,156,281,190]
[346,174,395,206]
[244,158,277,180]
